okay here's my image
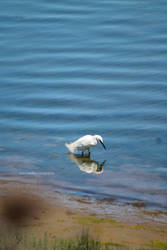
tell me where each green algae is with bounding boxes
[151,240,167,250]
[75,216,122,226]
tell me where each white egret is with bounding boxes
[65,135,106,155]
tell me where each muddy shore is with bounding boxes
[0,179,167,249]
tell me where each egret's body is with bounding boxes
[65,135,106,154]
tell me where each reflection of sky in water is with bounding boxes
[0,0,167,209]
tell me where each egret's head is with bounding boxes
[94,135,106,150]
[94,135,103,142]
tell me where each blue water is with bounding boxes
[0,0,167,210]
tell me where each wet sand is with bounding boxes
[0,179,167,249]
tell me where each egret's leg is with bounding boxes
[85,149,88,156]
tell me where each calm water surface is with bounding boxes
[0,0,167,210]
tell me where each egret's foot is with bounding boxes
[84,150,90,157]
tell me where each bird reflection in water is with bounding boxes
[68,152,106,174]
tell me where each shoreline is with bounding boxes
[1,174,167,221]
[0,179,167,249]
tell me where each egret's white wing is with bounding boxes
[73,135,93,149]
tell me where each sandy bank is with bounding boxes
[0,179,167,249]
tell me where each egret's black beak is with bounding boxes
[99,140,106,150]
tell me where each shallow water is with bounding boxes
[0,0,167,210]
